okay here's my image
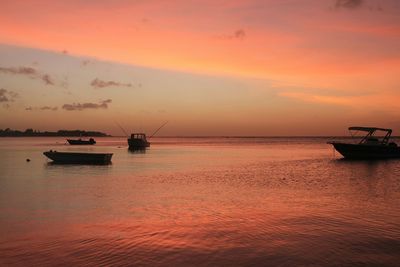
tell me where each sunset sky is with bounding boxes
[1,0,399,136]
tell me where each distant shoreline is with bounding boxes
[0,129,110,137]
[1,128,398,138]
[1,135,397,138]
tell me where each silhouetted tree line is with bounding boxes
[0,128,110,137]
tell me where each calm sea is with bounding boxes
[0,137,400,266]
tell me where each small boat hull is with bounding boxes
[67,139,96,145]
[43,151,113,164]
[329,142,400,159]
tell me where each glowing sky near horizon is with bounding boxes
[0,0,400,135]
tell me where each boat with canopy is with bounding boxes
[328,126,400,159]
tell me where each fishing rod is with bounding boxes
[114,120,129,137]
[149,121,168,138]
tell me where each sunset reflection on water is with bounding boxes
[1,137,400,266]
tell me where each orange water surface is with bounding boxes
[0,137,399,266]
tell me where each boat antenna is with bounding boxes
[149,121,168,138]
[114,120,129,137]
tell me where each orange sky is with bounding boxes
[0,0,400,135]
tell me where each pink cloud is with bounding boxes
[90,78,132,88]
[62,99,112,111]
[0,66,55,85]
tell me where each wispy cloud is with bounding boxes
[217,29,246,40]
[41,74,54,85]
[0,66,55,86]
[0,66,36,75]
[41,106,58,111]
[279,91,400,113]
[81,60,92,66]
[279,91,352,106]
[90,78,132,88]
[62,99,112,111]
[25,106,58,111]
[0,88,19,103]
[335,0,363,9]
[233,29,246,39]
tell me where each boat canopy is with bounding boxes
[348,126,392,133]
[349,126,392,145]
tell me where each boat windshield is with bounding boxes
[131,134,147,140]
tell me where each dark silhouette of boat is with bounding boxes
[125,121,168,150]
[43,150,113,164]
[328,126,400,159]
[128,133,150,149]
[67,138,96,145]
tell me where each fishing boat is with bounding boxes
[67,138,96,145]
[43,150,113,164]
[328,126,400,159]
[128,133,150,149]
[126,121,168,150]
